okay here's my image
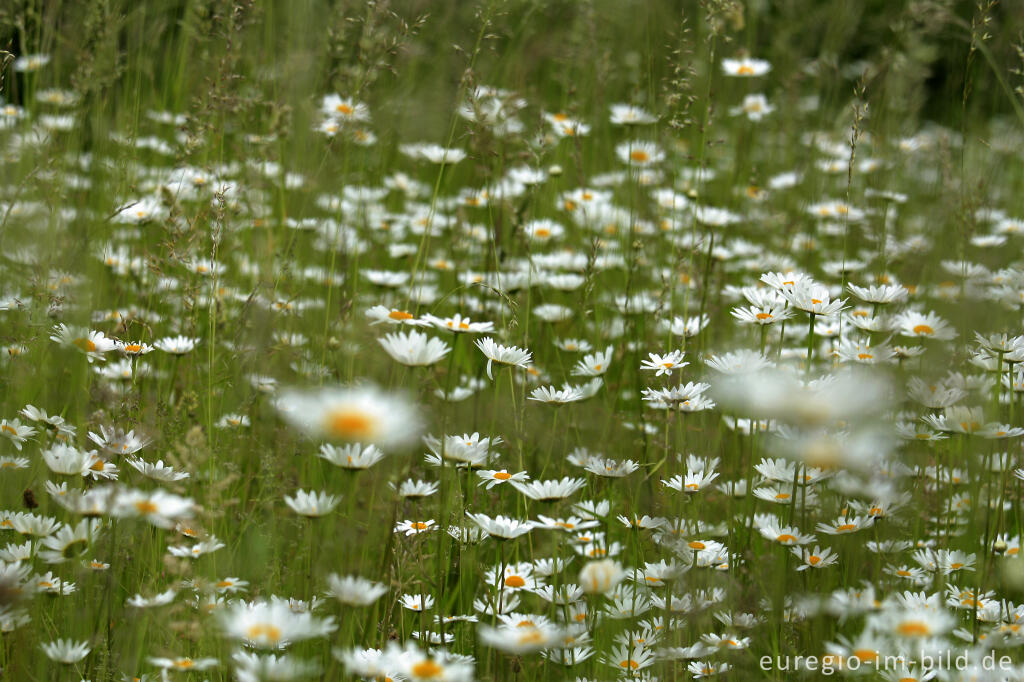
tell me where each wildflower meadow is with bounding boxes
[4,0,1024,679]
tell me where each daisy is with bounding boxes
[365,305,428,327]
[38,519,101,563]
[752,485,797,505]
[555,338,593,353]
[836,337,895,364]
[87,425,152,455]
[603,643,655,672]
[394,520,436,536]
[894,310,957,340]
[662,470,719,493]
[318,442,386,469]
[792,545,838,570]
[511,477,587,501]
[757,523,815,546]
[584,458,640,477]
[474,337,532,379]
[572,346,613,376]
[126,458,189,482]
[216,413,250,428]
[420,312,495,334]
[816,515,872,535]
[377,329,450,366]
[615,140,665,166]
[384,642,474,682]
[722,56,771,76]
[847,283,908,305]
[168,536,225,559]
[528,385,584,404]
[392,479,438,498]
[41,443,96,476]
[149,656,220,671]
[401,143,466,165]
[19,405,74,437]
[232,652,319,681]
[113,489,195,529]
[49,324,118,362]
[689,660,732,677]
[41,639,90,663]
[320,94,370,121]
[733,303,794,323]
[465,512,534,539]
[284,490,340,517]
[399,593,435,612]
[325,574,388,606]
[523,218,565,241]
[127,589,177,607]
[276,386,423,450]
[0,419,36,451]
[640,350,687,376]
[545,112,591,137]
[609,103,656,125]
[476,469,530,489]
[781,280,846,316]
[730,93,775,121]
[116,339,154,356]
[219,599,336,648]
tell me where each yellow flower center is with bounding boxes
[411,660,443,678]
[325,409,374,440]
[897,621,930,636]
[74,337,97,352]
[246,623,282,643]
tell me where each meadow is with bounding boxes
[3,0,1024,679]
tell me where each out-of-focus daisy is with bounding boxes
[41,639,90,663]
[609,104,656,125]
[325,574,388,606]
[276,386,422,450]
[219,599,336,648]
[149,655,220,671]
[730,94,775,121]
[722,56,771,76]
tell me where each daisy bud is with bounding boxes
[579,559,625,594]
